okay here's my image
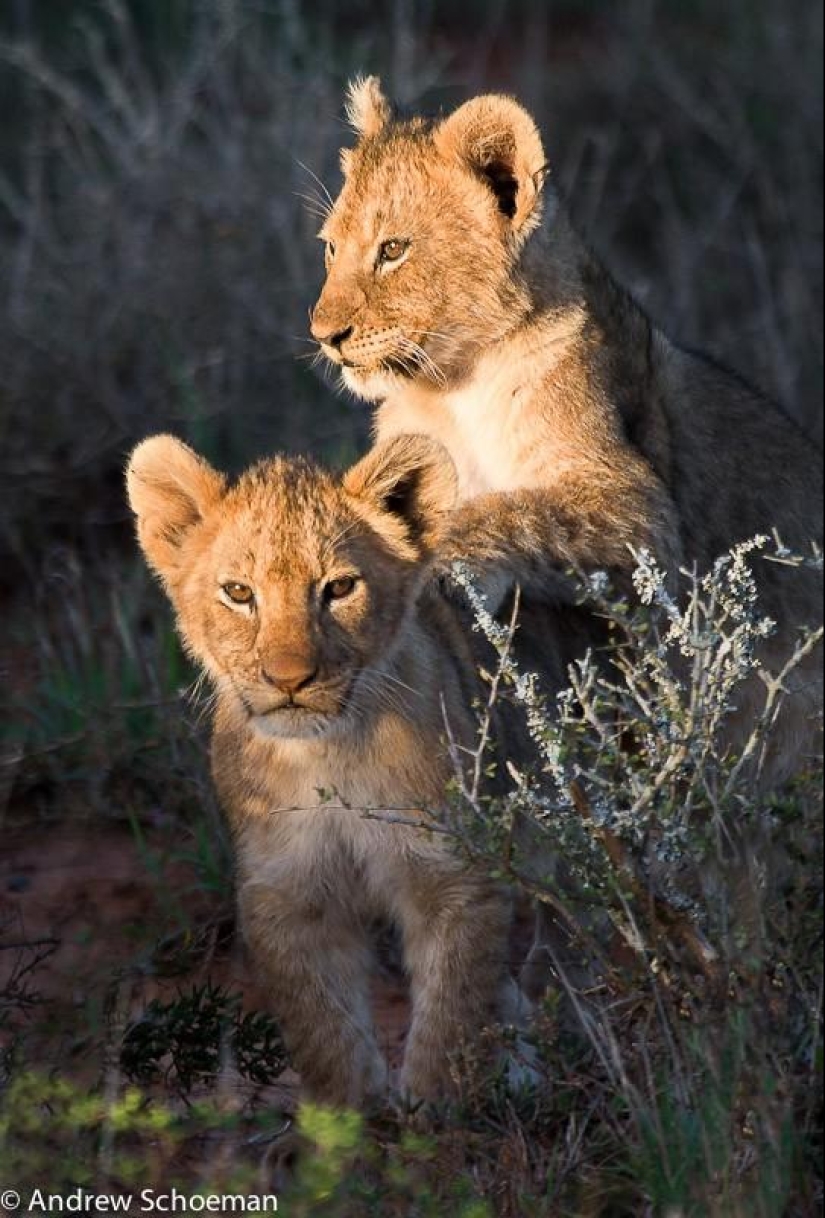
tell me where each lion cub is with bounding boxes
[126,432,521,1106]
[311,78,822,786]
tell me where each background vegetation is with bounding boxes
[0,1,821,1214]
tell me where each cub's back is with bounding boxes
[657,343,823,623]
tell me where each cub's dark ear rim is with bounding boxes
[434,94,547,239]
[343,434,458,552]
[481,157,520,220]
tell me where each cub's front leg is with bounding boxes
[395,864,512,1100]
[436,474,680,610]
[237,865,387,1107]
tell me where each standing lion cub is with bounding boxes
[126,432,526,1106]
[311,77,823,783]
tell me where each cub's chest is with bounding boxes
[376,378,537,501]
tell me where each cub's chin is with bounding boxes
[250,707,341,741]
[341,364,403,402]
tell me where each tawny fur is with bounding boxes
[311,77,823,787]
[126,433,524,1107]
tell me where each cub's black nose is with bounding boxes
[311,320,354,349]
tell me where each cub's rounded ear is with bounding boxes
[343,434,458,554]
[345,74,391,139]
[434,94,547,239]
[126,435,225,578]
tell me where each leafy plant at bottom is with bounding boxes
[121,982,287,1093]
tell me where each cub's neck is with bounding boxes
[373,199,654,501]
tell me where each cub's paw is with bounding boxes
[397,1051,451,1109]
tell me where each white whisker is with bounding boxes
[320,518,362,566]
[397,335,447,387]
[373,670,423,699]
[295,159,336,211]
[293,191,332,222]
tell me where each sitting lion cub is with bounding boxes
[311,77,822,787]
[126,432,524,1106]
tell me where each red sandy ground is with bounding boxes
[0,823,411,1098]
[1,823,533,1096]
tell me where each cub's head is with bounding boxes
[310,77,549,400]
[126,433,456,740]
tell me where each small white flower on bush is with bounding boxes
[447,538,822,951]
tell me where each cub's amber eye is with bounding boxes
[379,238,408,265]
[325,576,357,601]
[222,582,255,606]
